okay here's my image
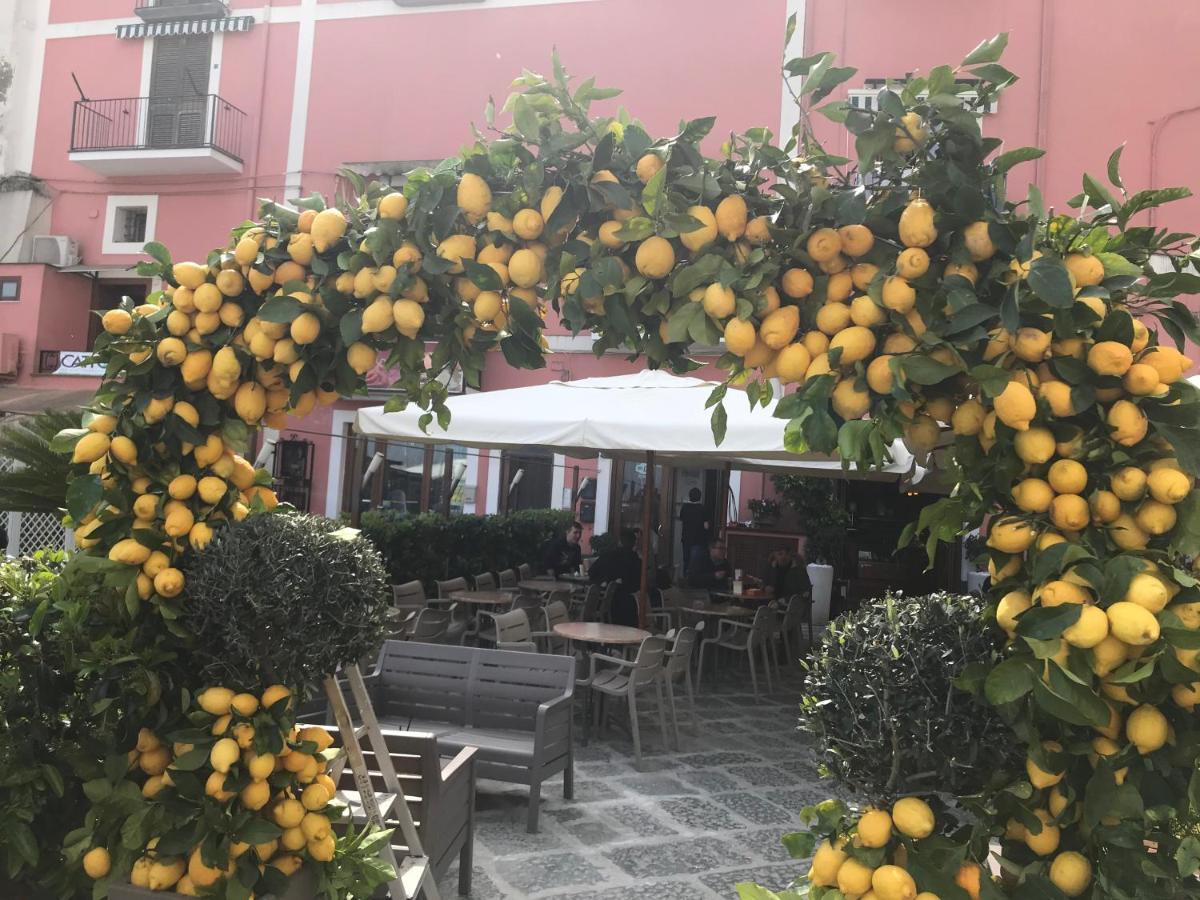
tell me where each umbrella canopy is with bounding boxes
[355,370,917,479]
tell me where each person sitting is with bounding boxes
[687,540,732,590]
[770,547,811,598]
[540,521,583,577]
[588,528,642,627]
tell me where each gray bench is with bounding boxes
[367,640,576,832]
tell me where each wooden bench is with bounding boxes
[366,640,575,832]
[324,727,476,896]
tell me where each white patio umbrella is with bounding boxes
[354,370,921,625]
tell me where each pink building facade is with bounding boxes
[2,0,1197,546]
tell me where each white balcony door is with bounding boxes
[147,34,212,149]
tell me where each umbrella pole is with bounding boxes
[639,450,654,629]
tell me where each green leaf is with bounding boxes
[1094,251,1141,278]
[1176,837,1200,877]
[256,295,305,323]
[1082,173,1120,213]
[641,167,666,216]
[992,147,1044,174]
[511,94,540,141]
[462,258,503,291]
[962,33,1009,65]
[51,427,88,455]
[710,403,728,446]
[985,656,1035,705]
[1175,490,1200,556]
[900,356,959,385]
[1027,256,1074,307]
[66,474,103,521]
[780,831,816,859]
[1016,603,1081,640]
[234,818,283,844]
[970,63,1017,85]
[1107,144,1125,190]
[142,241,172,267]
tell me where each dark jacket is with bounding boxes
[687,551,731,589]
[772,560,812,598]
[678,502,709,547]
[540,536,582,577]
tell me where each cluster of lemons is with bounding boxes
[82,683,342,893]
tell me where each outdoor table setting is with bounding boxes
[519,578,581,594]
[710,587,775,605]
[678,603,755,620]
[448,590,516,606]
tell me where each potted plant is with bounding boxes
[748,498,781,528]
[772,476,849,625]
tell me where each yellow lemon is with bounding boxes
[83,847,111,879]
[680,205,718,252]
[1023,809,1060,856]
[781,267,814,298]
[1107,400,1148,446]
[994,381,1037,431]
[1088,340,1134,376]
[1126,703,1168,754]
[1147,466,1190,504]
[1063,604,1109,648]
[1107,601,1160,646]
[857,809,893,847]
[1012,479,1053,513]
[1013,427,1055,463]
[872,865,917,900]
[891,797,935,839]
[963,221,995,261]
[635,236,676,278]
[829,325,876,365]
[1049,851,1092,897]
[836,858,876,897]
[838,224,874,257]
[996,591,1032,636]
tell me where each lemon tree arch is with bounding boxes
[65,32,1200,898]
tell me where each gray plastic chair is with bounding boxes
[473,571,497,591]
[531,599,570,653]
[517,563,533,580]
[435,577,472,642]
[407,607,451,643]
[782,593,813,662]
[498,568,518,588]
[391,580,428,638]
[588,635,668,764]
[697,606,774,698]
[660,623,702,747]
[577,584,602,622]
[492,609,536,652]
[436,576,469,600]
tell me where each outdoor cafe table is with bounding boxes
[448,590,515,605]
[709,588,774,605]
[678,603,755,620]
[552,622,650,645]
[519,579,580,594]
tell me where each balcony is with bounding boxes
[68,94,246,176]
[134,0,230,21]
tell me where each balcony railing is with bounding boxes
[70,94,246,172]
[135,0,230,21]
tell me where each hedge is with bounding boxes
[356,508,575,589]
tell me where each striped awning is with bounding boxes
[116,15,253,39]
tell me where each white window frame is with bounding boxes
[102,194,158,255]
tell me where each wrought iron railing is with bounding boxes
[134,0,230,18]
[70,94,246,162]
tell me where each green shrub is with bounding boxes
[180,513,390,691]
[799,591,1017,801]
[357,508,574,588]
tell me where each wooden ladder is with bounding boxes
[323,664,441,900]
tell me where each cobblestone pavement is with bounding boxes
[439,666,847,899]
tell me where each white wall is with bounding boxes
[0,0,50,261]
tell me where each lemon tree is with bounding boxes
[36,29,1200,899]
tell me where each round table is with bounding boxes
[448,590,515,605]
[520,579,579,593]
[679,604,754,619]
[710,589,774,605]
[553,622,650,645]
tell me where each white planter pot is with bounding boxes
[807,563,834,625]
[966,570,989,594]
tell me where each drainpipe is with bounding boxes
[246,0,274,218]
[1148,104,1200,226]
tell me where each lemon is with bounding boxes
[680,205,718,252]
[1012,478,1054,513]
[262,683,292,709]
[147,859,186,891]
[893,111,928,153]
[108,538,153,566]
[829,325,876,365]
[1134,499,1176,535]
[239,779,271,811]
[273,797,306,829]
[988,518,1035,553]
[805,227,842,262]
[1086,490,1119,525]
[1013,327,1051,363]
[1106,601,1160,646]
[209,737,240,773]
[206,770,235,801]
[832,378,871,419]
[308,834,336,862]
[635,236,675,278]
[714,195,748,241]
[1111,466,1147,501]
[855,808,893,848]
[1123,572,1169,613]
[996,591,1032,636]
[378,192,408,220]
[1038,378,1075,417]
[872,865,917,900]
[881,275,916,313]
[1140,346,1194,384]
[898,198,936,248]
[346,342,378,375]
[745,216,771,246]
[83,847,111,879]
[71,432,111,465]
[761,306,801,349]
[1049,851,1092,897]
[1126,703,1168,753]
[153,567,184,598]
[1123,363,1160,396]
[702,283,736,319]
[838,224,874,257]
[781,267,814,298]
[1039,580,1089,607]
[815,302,852,335]
[1107,400,1148,446]
[1046,459,1086,494]
[1023,809,1060,856]
[905,415,940,453]
[1172,682,1200,710]
[457,173,492,223]
[1147,466,1190,504]
[635,153,663,183]
[301,811,332,841]
[302,782,331,811]
[891,797,935,839]
[1026,741,1064,789]
[1091,636,1129,677]
[837,858,876,896]
[864,355,894,395]
[1049,494,1089,532]
[1014,427,1055,464]
[1087,340,1133,376]
[436,234,476,274]
[991,381,1038,432]
[850,295,886,327]
[724,318,757,356]
[1063,604,1109,648]
[188,847,232,888]
[776,344,813,384]
[951,399,986,436]
[173,261,209,289]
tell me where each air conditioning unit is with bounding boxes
[0,333,20,376]
[30,235,81,267]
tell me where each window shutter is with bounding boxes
[148,35,212,146]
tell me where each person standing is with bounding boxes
[678,487,710,573]
[540,521,583,577]
[687,540,733,590]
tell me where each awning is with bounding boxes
[116,15,254,39]
[0,387,96,416]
